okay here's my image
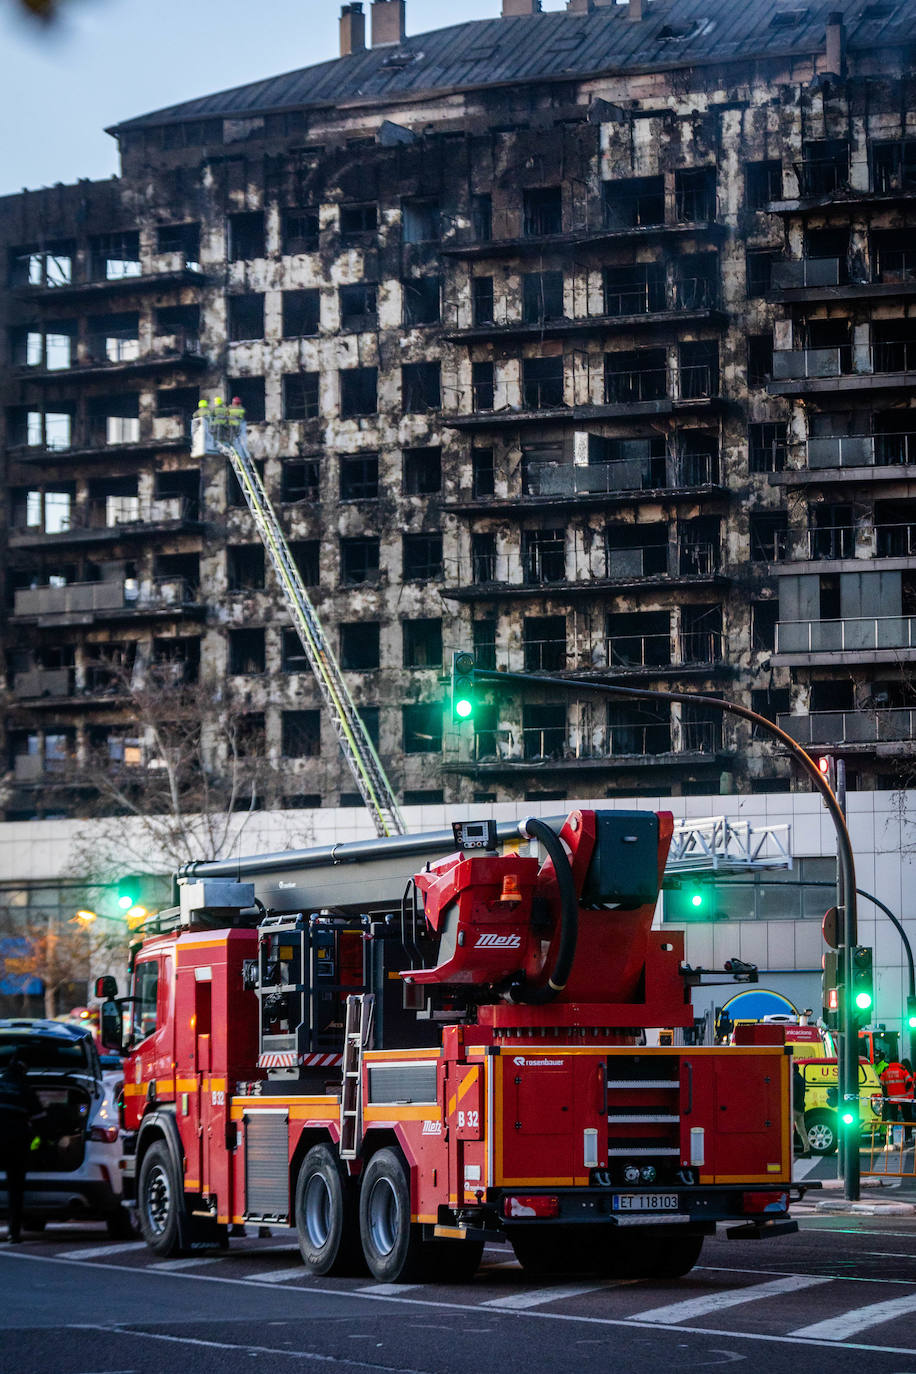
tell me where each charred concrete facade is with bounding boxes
[3,0,916,818]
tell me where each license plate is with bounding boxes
[612,1193,678,1211]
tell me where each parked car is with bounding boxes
[0,1018,131,1236]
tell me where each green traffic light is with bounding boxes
[854,990,873,1010]
[455,698,473,719]
[690,893,703,908]
[117,895,134,911]
[841,1109,856,1126]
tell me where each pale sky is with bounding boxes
[0,0,574,198]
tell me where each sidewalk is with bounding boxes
[793,1175,916,1216]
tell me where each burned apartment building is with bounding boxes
[3,0,916,821]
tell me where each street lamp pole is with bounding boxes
[473,669,862,1200]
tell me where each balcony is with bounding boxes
[12,264,205,303]
[17,332,205,382]
[11,576,201,623]
[605,630,726,674]
[450,541,725,601]
[522,450,722,501]
[12,668,73,700]
[440,217,725,263]
[9,497,202,548]
[778,709,916,749]
[771,432,916,487]
[774,615,916,664]
[446,370,721,430]
[769,343,916,397]
[770,522,916,564]
[770,255,916,305]
[7,416,191,466]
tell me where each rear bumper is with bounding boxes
[492,1183,793,1233]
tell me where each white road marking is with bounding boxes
[149,1256,225,1271]
[638,1274,833,1324]
[863,1251,916,1259]
[484,1281,612,1309]
[359,1282,421,1295]
[55,1242,140,1261]
[791,1292,916,1340]
[250,1267,310,1284]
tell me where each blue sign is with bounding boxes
[720,988,798,1020]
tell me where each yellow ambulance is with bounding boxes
[796,1056,885,1155]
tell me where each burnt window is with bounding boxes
[282,710,321,757]
[282,208,320,253]
[340,203,377,238]
[402,197,440,243]
[675,167,716,223]
[873,140,916,194]
[522,528,566,583]
[282,627,308,672]
[227,458,265,507]
[403,277,440,327]
[340,453,379,500]
[747,332,773,388]
[403,618,442,668]
[283,372,320,421]
[800,139,849,197]
[340,367,378,418]
[228,377,265,422]
[403,532,443,580]
[403,789,444,806]
[228,293,264,342]
[156,222,200,260]
[680,341,718,398]
[746,249,777,297]
[750,688,790,726]
[745,160,783,209]
[90,231,141,280]
[290,540,320,585]
[603,176,664,230]
[472,618,497,671]
[281,458,319,502]
[472,361,495,411]
[339,282,377,331]
[227,545,265,592]
[522,271,564,323]
[473,276,494,325]
[604,348,666,404]
[403,703,443,754]
[752,600,778,651]
[523,615,566,671]
[522,356,564,409]
[472,448,494,497]
[750,512,788,561]
[340,536,380,585]
[748,421,787,474]
[228,627,265,674]
[472,531,497,583]
[340,621,380,669]
[604,263,665,316]
[283,289,320,337]
[359,706,380,750]
[523,186,562,237]
[523,703,566,760]
[472,194,492,242]
[228,211,266,261]
[235,713,265,759]
[10,240,74,288]
[402,362,440,412]
[152,636,200,682]
[674,253,718,310]
[403,446,440,495]
[607,610,670,669]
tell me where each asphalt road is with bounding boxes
[2,1210,916,1374]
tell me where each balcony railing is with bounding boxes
[680,720,721,752]
[472,551,497,582]
[778,708,916,746]
[12,496,200,538]
[806,432,916,468]
[774,342,916,382]
[12,668,73,699]
[12,576,198,618]
[776,615,916,654]
[521,379,566,410]
[771,257,842,290]
[678,541,719,576]
[602,193,665,231]
[14,753,73,782]
[521,550,567,583]
[522,727,566,760]
[795,157,849,198]
[608,723,672,755]
[607,632,671,669]
[604,368,667,404]
[603,542,720,579]
[679,364,717,399]
[522,639,567,672]
[523,450,719,498]
[773,523,916,560]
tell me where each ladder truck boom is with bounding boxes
[191,398,406,839]
[103,808,807,1285]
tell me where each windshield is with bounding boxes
[0,1030,93,1073]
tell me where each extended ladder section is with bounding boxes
[340,993,374,1160]
[191,404,406,839]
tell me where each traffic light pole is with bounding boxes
[473,669,862,1200]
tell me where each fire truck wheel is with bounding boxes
[805,1111,838,1156]
[138,1141,185,1257]
[359,1147,424,1283]
[295,1144,359,1276]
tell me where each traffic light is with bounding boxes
[663,879,712,921]
[905,994,916,1030]
[822,950,841,1030]
[116,875,143,912]
[850,945,874,1027]
[450,650,476,722]
[817,754,836,789]
[840,1095,859,1130]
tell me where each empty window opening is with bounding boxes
[523,186,562,238]
[603,176,664,230]
[522,271,564,324]
[227,457,265,507]
[522,528,566,583]
[607,609,670,669]
[281,459,319,503]
[282,627,309,672]
[156,222,200,263]
[402,197,440,244]
[90,231,141,280]
[340,203,378,237]
[228,377,266,422]
[291,540,320,585]
[339,282,377,331]
[228,293,264,342]
[472,531,496,583]
[283,289,320,337]
[403,446,441,495]
[340,453,379,500]
[340,536,380,585]
[605,348,666,404]
[10,241,73,288]
[403,533,443,580]
[747,333,774,388]
[283,208,320,254]
[675,168,716,223]
[402,362,440,413]
[282,710,321,757]
[522,355,564,409]
[523,703,566,760]
[403,703,443,754]
[228,627,266,674]
[473,276,495,325]
[403,277,441,327]
[228,211,266,261]
[283,372,320,421]
[340,622,380,670]
[472,361,495,411]
[523,615,566,671]
[227,545,265,592]
[745,160,783,209]
[340,367,378,418]
[403,618,442,668]
[472,448,494,498]
[604,263,665,317]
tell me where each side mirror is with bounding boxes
[95,975,118,999]
[100,999,123,1054]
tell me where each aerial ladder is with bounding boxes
[191,399,406,838]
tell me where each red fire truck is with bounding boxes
[99,809,801,1282]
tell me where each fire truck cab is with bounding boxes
[101,809,801,1283]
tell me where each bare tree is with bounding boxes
[4,912,125,1019]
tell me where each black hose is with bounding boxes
[512,817,578,1005]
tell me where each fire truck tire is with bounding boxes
[358,1147,425,1283]
[805,1111,838,1156]
[138,1141,185,1257]
[295,1144,360,1276]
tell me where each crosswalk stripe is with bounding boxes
[250,1267,310,1284]
[150,1256,225,1271]
[484,1281,611,1310]
[637,1274,833,1324]
[360,1282,421,1295]
[55,1242,140,1260]
[790,1292,916,1341]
